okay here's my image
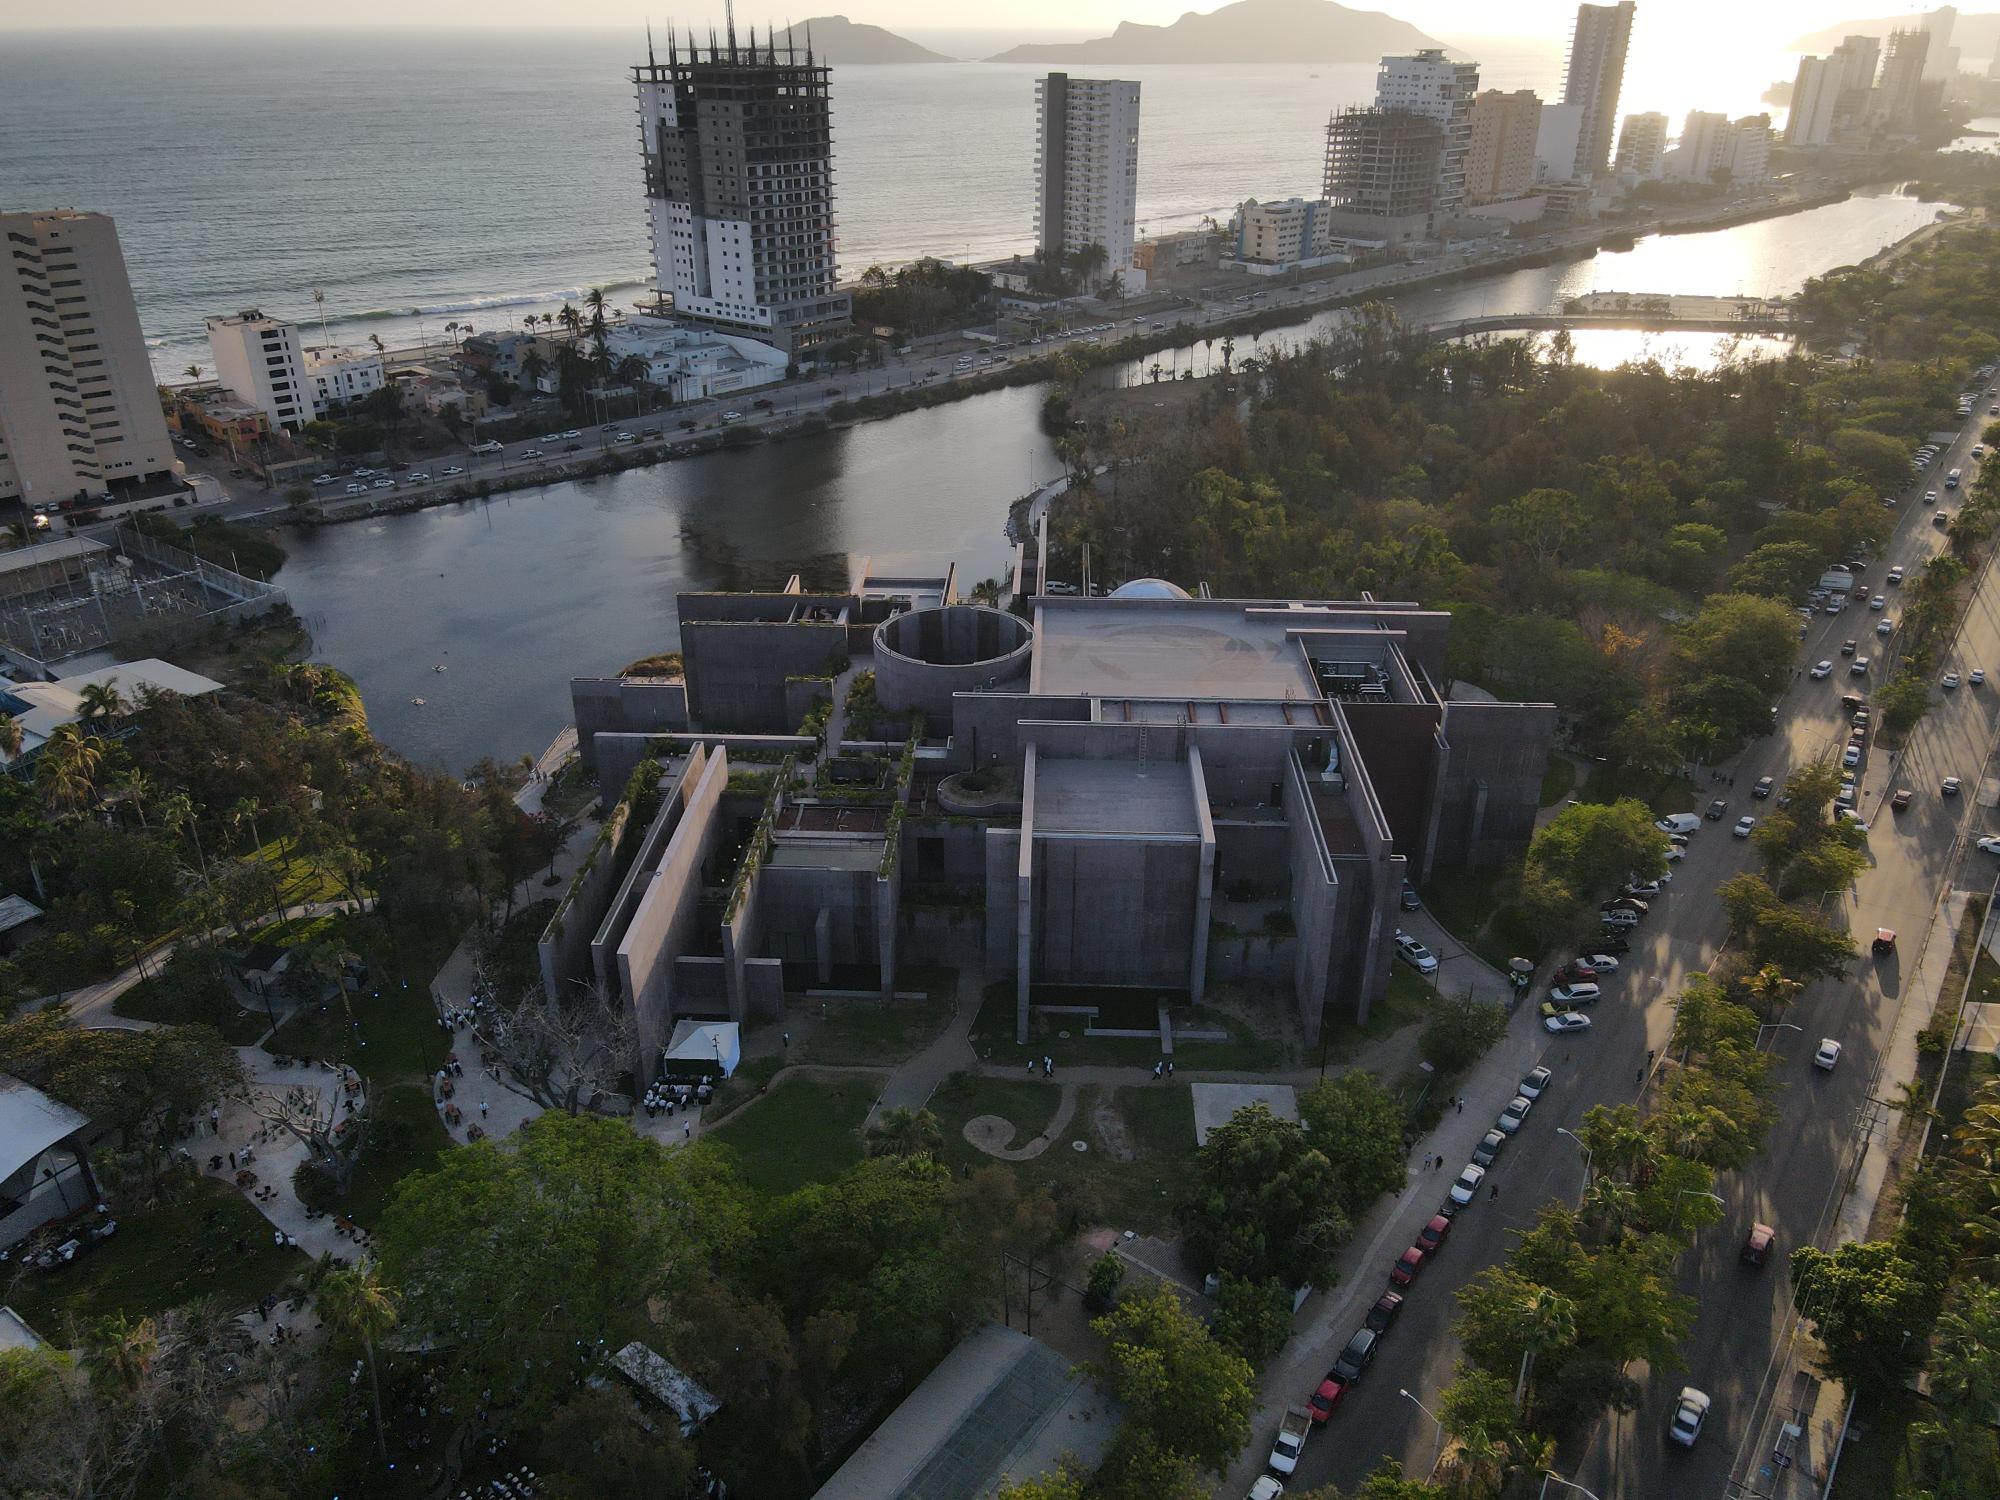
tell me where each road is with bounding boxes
[1269,391,2000,1499]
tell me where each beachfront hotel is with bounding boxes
[0,210,180,514]
[632,23,850,355]
[1034,73,1143,288]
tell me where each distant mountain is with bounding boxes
[1791,13,2000,59]
[770,14,954,64]
[984,0,1446,65]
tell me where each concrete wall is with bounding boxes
[1431,700,1558,872]
[985,826,1022,982]
[592,731,812,799]
[537,796,635,1006]
[681,617,848,733]
[1342,701,1443,857]
[571,677,690,775]
[873,605,1034,728]
[946,692,1092,772]
[784,676,834,735]
[1284,753,1342,1035]
[757,859,889,982]
[614,747,730,1079]
[1029,836,1201,988]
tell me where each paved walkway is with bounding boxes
[869,967,981,1120]
[45,899,367,1031]
[513,726,577,815]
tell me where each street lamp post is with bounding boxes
[1756,1021,1803,1052]
[1399,1387,1446,1479]
[1539,1472,1604,1500]
[1555,1127,1592,1206]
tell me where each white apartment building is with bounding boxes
[1722,115,1772,183]
[0,210,179,511]
[206,310,313,432]
[1613,111,1668,177]
[1560,1,1637,179]
[604,314,787,404]
[1035,73,1142,280]
[1664,111,1730,183]
[634,32,850,353]
[1376,50,1481,214]
[1467,89,1544,203]
[1230,199,1331,266]
[1535,103,1585,184]
[1785,56,1840,147]
[303,346,386,409]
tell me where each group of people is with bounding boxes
[642,1078,712,1119]
[1026,1054,1057,1077]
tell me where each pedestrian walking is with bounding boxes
[1647,1048,1656,1065]
[1435,1156,1444,1171]
[479,1098,488,1119]
[228,1150,238,1170]
[1422,1151,1432,1170]
[684,1122,691,1141]
[209,1107,221,1133]
[1166,1060,1175,1077]
[783,1031,790,1048]
[1636,1066,1645,1085]
[1454,1096,1464,1114]
[1152,1061,1163,1080]
[1490,1183,1500,1201]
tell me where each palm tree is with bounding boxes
[865,1106,943,1159]
[84,1311,159,1397]
[558,302,584,346]
[318,1263,399,1461]
[76,681,123,723]
[1742,963,1802,1016]
[368,333,385,354]
[35,724,103,814]
[523,313,538,336]
[615,354,650,388]
[121,769,154,829]
[159,790,212,887]
[583,286,612,369]
[1515,1288,1576,1410]
[181,363,202,382]
[0,711,21,764]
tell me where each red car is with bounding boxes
[1309,1373,1350,1422]
[1416,1214,1452,1255]
[1391,1246,1426,1286]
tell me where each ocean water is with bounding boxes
[2,27,1575,378]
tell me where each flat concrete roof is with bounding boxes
[767,839,886,871]
[1032,757,1198,838]
[1033,601,1321,702]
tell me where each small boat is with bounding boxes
[411,697,426,706]
[434,664,447,672]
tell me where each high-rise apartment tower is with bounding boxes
[1560,1,1636,179]
[1613,111,1668,177]
[1035,74,1142,282]
[633,25,849,353]
[1376,51,1481,214]
[0,210,177,512]
[1466,90,1543,202]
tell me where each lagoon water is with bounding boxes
[270,188,1948,773]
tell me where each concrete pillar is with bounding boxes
[814,906,833,985]
[1188,748,1216,1005]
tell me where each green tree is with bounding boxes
[1091,1280,1254,1474]
[1789,1238,1946,1389]
[1524,798,1668,901]
[1210,1274,1294,1369]
[1875,668,1932,734]
[1300,1070,1408,1218]
[376,1112,748,1423]
[536,1385,697,1500]
[1179,1103,1347,1289]
[1673,593,1799,699]
[864,1105,944,1160]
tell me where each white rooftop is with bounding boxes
[2,658,221,763]
[0,1075,88,1186]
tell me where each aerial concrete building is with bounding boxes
[1323,108,1445,242]
[0,211,179,514]
[1560,1,1636,178]
[1785,57,1840,147]
[633,24,850,353]
[1035,74,1142,285]
[206,310,314,432]
[566,561,1554,1059]
[1873,28,1932,131]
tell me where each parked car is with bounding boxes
[1604,896,1648,915]
[1669,1388,1712,1447]
[1448,1164,1487,1205]
[1472,1130,1508,1168]
[1706,800,1727,820]
[1753,776,1774,798]
[1389,1246,1425,1286]
[1365,1291,1404,1334]
[1577,952,1620,972]
[1549,983,1602,1006]
[1810,660,1833,679]
[1497,1096,1532,1134]
[1307,1374,1349,1424]
[1331,1329,1379,1383]
[1393,932,1438,975]
[1600,908,1640,931]
[1416,1214,1452,1254]
[1545,1011,1592,1034]
[1815,1038,1842,1070]
[1399,881,1421,911]
[1733,815,1757,838]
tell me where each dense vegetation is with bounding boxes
[850,258,995,337]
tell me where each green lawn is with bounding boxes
[263,919,451,1084]
[1317,967,1438,1067]
[3,1177,304,1335]
[927,1074,1196,1235]
[1539,756,1579,807]
[112,972,274,1044]
[801,998,954,1066]
[341,1082,454,1226]
[708,1076,881,1195]
[704,1052,785,1120]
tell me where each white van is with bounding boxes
[1655,813,1702,835]
[469,440,504,454]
